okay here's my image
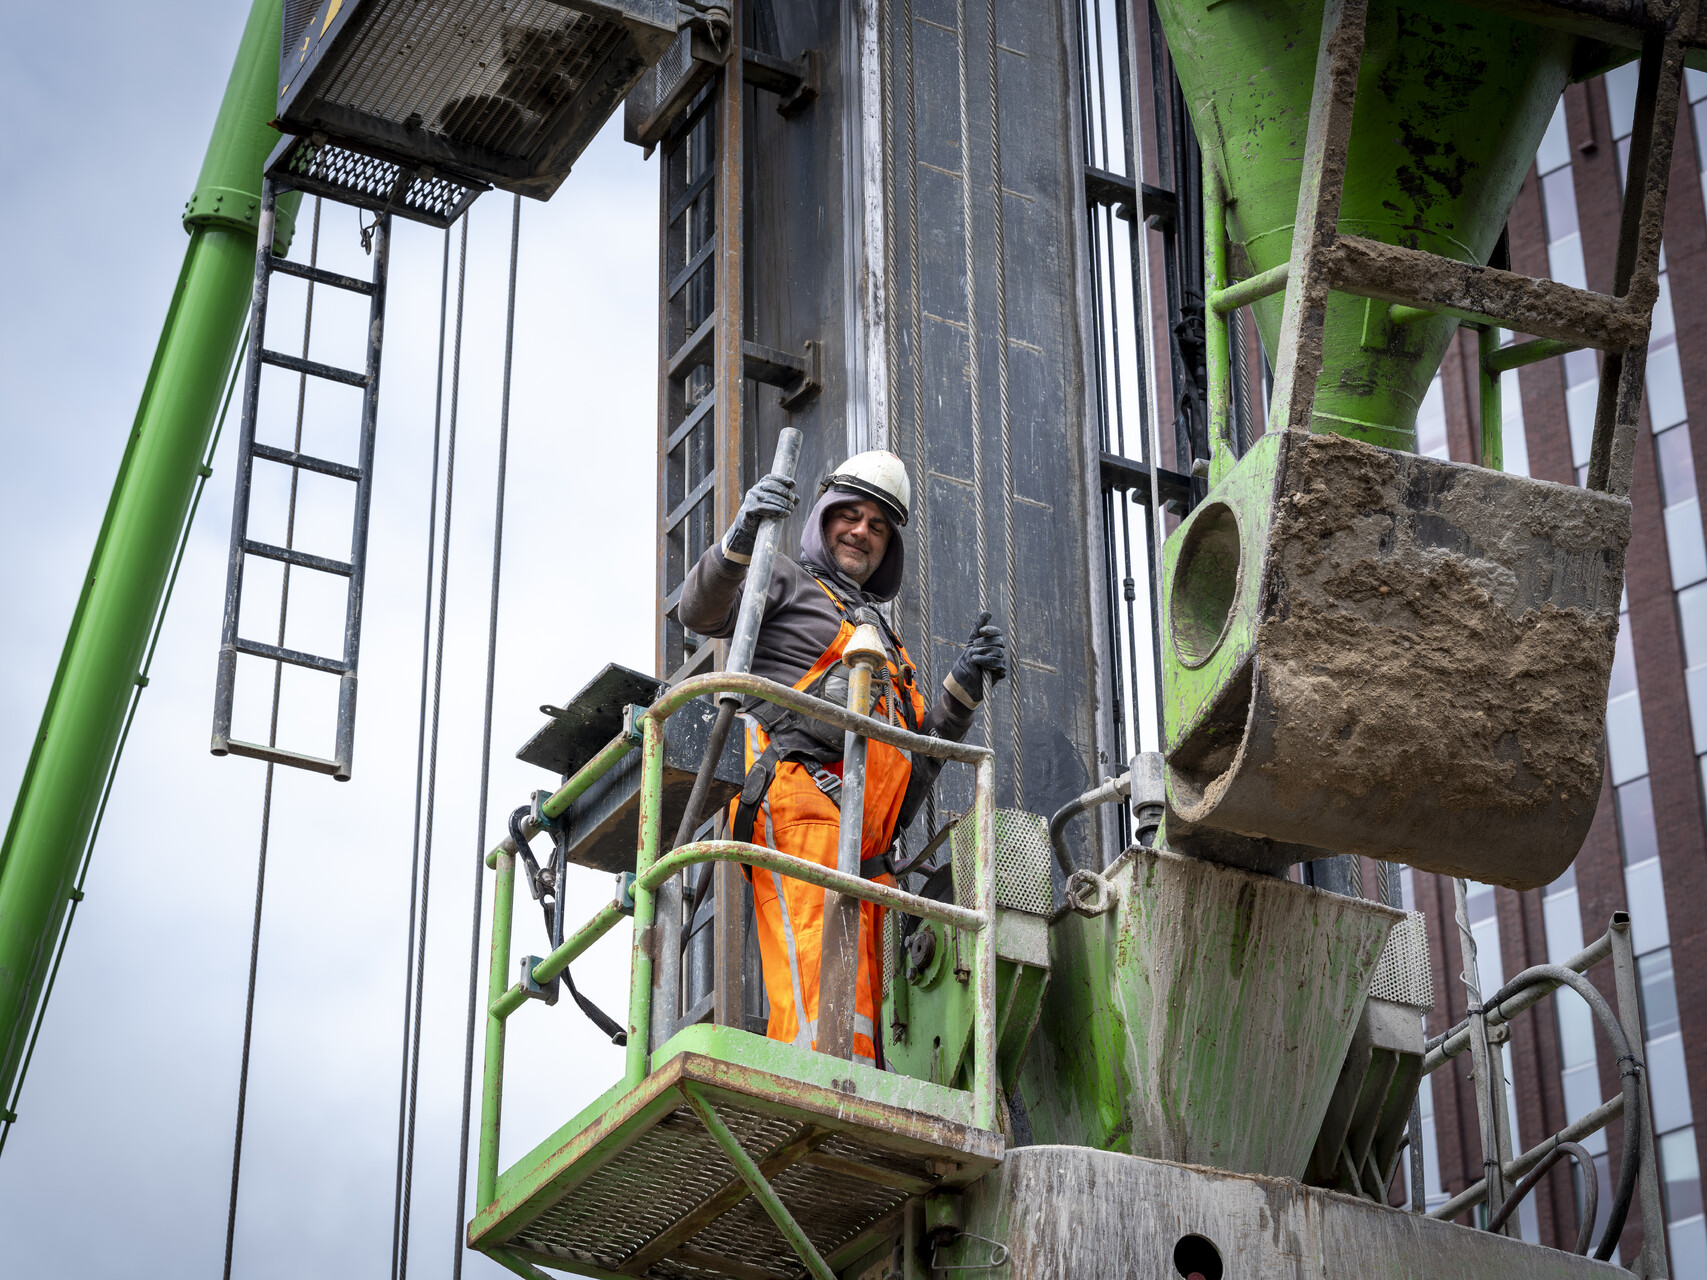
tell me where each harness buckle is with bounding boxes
[809,767,842,799]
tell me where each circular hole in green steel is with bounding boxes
[1173,1234,1223,1280]
[1170,502,1242,668]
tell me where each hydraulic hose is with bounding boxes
[1482,963,1643,1260]
[1047,773,1130,879]
[1486,1140,1597,1255]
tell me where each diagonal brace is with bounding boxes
[682,1084,837,1280]
[1265,0,1369,433]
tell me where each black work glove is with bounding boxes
[722,473,798,559]
[948,611,1008,705]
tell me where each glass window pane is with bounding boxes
[1538,98,1572,173]
[1550,232,1588,293]
[1472,916,1504,992]
[1501,376,1531,477]
[1658,426,1698,505]
[1565,346,1599,387]
[1544,884,1585,962]
[1543,167,1580,239]
[1686,663,1707,756]
[1625,856,1672,954]
[1649,1032,1695,1133]
[1607,693,1650,786]
[1417,377,1448,459]
[1668,1215,1707,1278]
[1558,994,1599,1070]
[1607,61,1640,139]
[1679,582,1707,668]
[1569,377,1599,468]
[1641,948,1681,1040]
[1692,68,1707,104]
[1663,1129,1704,1223]
[1648,343,1688,431]
[1610,622,1638,699]
[1666,497,1707,590]
[1617,777,1660,865]
[1563,1060,1606,1128]
[1653,272,1678,348]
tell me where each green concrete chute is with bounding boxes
[1157,0,1583,449]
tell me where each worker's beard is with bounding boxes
[832,539,879,585]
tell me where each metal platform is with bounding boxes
[469,1025,1003,1279]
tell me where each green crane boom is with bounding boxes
[0,0,296,1115]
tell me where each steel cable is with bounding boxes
[903,0,937,838]
[390,211,467,1280]
[986,0,1020,806]
[0,317,249,1159]
[224,193,323,1280]
[955,0,988,619]
[451,193,522,1279]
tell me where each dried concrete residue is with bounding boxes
[1259,432,1628,826]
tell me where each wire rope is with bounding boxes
[451,193,522,1279]
[223,193,323,1280]
[986,0,1021,806]
[389,211,466,1280]
[955,0,988,616]
[0,317,250,1159]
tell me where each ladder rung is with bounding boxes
[242,539,353,576]
[665,391,717,452]
[667,165,716,225]
[666,314,717,380]
[252,442,363,482]
[220,738,344,776]
[234,637,352,675]
[1322,235,1644,351]
[268,255,376,296]
[261,349,368,387]
[667,234,718,301]
[663,471,718,533]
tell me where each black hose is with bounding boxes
[1487,1140,1597,1255]
[1484,964,1643,1260]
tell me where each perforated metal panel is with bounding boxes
[506,1098,937,1278]
[266,135,486,227]
[1368,910,1434,1011]
[279,0,679,196]
[951,809,1053,917]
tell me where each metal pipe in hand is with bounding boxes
[672,427,803,855]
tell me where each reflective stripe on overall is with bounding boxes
[735,581,928,1066]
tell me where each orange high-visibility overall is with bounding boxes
[733,583,928,1066]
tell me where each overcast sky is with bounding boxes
[0,5,659,1275]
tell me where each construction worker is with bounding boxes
[678,450,1006,1066]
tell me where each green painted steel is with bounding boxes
[682,1083,838,1280]
[1018,845,1396,1179]
[0,0,297,1111]
[1157,0,1576,449]
[478,850,516,1209]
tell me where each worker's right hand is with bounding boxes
[722,473,798,560]
[947,611,1008,705]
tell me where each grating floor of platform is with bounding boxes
[471,1027,1003,1280]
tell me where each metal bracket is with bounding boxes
[744,47,819,116]
[1098,451,1193,511]
[743,339,822,410]
[519,955,558,1006]
[615,872,637,915]
[1083,165,1175,228]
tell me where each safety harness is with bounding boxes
[730,571,922,879]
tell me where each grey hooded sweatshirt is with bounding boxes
[677,487,977,747]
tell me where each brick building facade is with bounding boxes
[1403,68,1707,1273]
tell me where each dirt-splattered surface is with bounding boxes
[1184,432,1629,888]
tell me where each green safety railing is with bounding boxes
[474,671,999,1212]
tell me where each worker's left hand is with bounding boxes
[948,611,1008,704]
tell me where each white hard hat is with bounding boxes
[819,450,910,526]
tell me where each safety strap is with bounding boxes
[732,750,897,877]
